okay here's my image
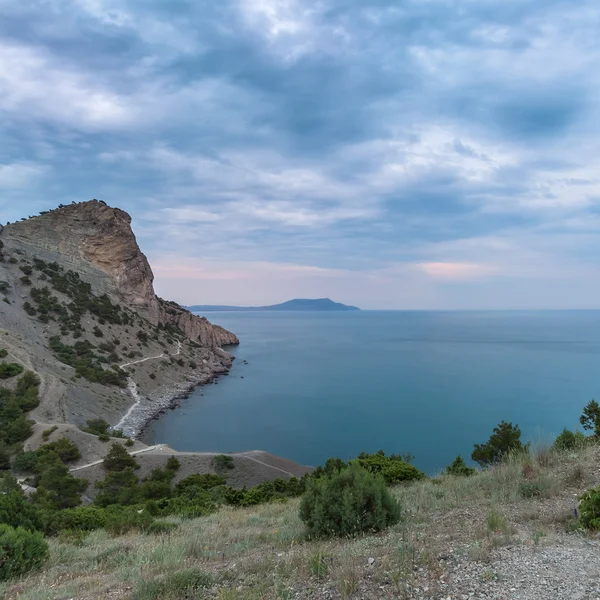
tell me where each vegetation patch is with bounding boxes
[0,524,48,582]
[300,462,401,537]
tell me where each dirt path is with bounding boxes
[114,341,182,431]
[68,444,168,472]
[119,340,182,369]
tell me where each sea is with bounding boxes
[143,311,600,474]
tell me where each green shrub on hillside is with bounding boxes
[299,462,401,538]
[212,454,235,471]
[0,349,7,358]
[36,437,81,464]
[166,456,180,471]
[12,451,38,474]
[0,363,24,379]
[357,451,425,484]
[40,506,108,536]
[49,337,127,387]
[0,525,48,582]
[95,468,141,507]
[445,455,475,477]
[104,506,153,535]
[32,463,87,510]
[472,421,528,467]
[103,443,139,472]
[553,428,586,450]
[81,418,110,436]
[0,491,43,532]
[0,443,9,471]
[579,486,600,530]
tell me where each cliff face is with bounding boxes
[4,200,238,347]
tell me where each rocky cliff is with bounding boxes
[4,200,238,347]
[0,200,238,432]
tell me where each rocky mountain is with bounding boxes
[0,200,239,435]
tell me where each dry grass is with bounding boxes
[2,443,598,600]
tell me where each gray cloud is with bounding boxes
[1,0,600,306]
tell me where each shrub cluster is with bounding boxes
[0,363,24,379]
[299,462,401,538]
[0,371,40,448]
[49,337,127,387]
[0,524,48,582]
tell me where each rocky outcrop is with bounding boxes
[4,200,238,348]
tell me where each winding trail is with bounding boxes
[114,340,182,432]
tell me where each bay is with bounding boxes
[143,311,600,474]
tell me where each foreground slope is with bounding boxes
[2,444,598,600]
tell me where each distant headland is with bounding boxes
[187,298,361,312]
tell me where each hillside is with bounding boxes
[0,200,237,433]
[188,298,361,312]
[2,443,598,600]
[0,201,310,486]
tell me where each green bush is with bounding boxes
[0,524,48,581]
[40,506,108,536]
[472,421,528,467]
[0,349,7,358]
[579,486,600,530]
[445,455,475,477]
[299,462,401,538]
[12,451,38,474]
[81,418,110,435]
[166,456,180,471]
[212,454,234,471]
[553,428,586,450]
[32,464,87,510]
[175,474,226,496]
[104,507,153,535]
[0,492,43,532]
[125,438,135,447]
[41,425,58,441]
[36,437,81,463]
[103,443,139,472]
[0,363,25,379]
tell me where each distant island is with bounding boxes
[187,298,361,312]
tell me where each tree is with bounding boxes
[166,456,181,471]
[472,421,527,467]
[445,455,475,477]
[0,491,43,531]
[36,437,81,464]
[95,468,140,506]
[33,464,87,509]
[103,443,139,472]
[580,399,600,437]
[0,443,10,471]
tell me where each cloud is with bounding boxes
[0,162,47,189]
[3,0,600,307]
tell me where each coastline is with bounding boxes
[115,352,234,439]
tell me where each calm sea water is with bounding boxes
[143,311,600,473]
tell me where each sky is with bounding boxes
[1,0,600,309]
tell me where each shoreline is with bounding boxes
[115,352,234,439]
